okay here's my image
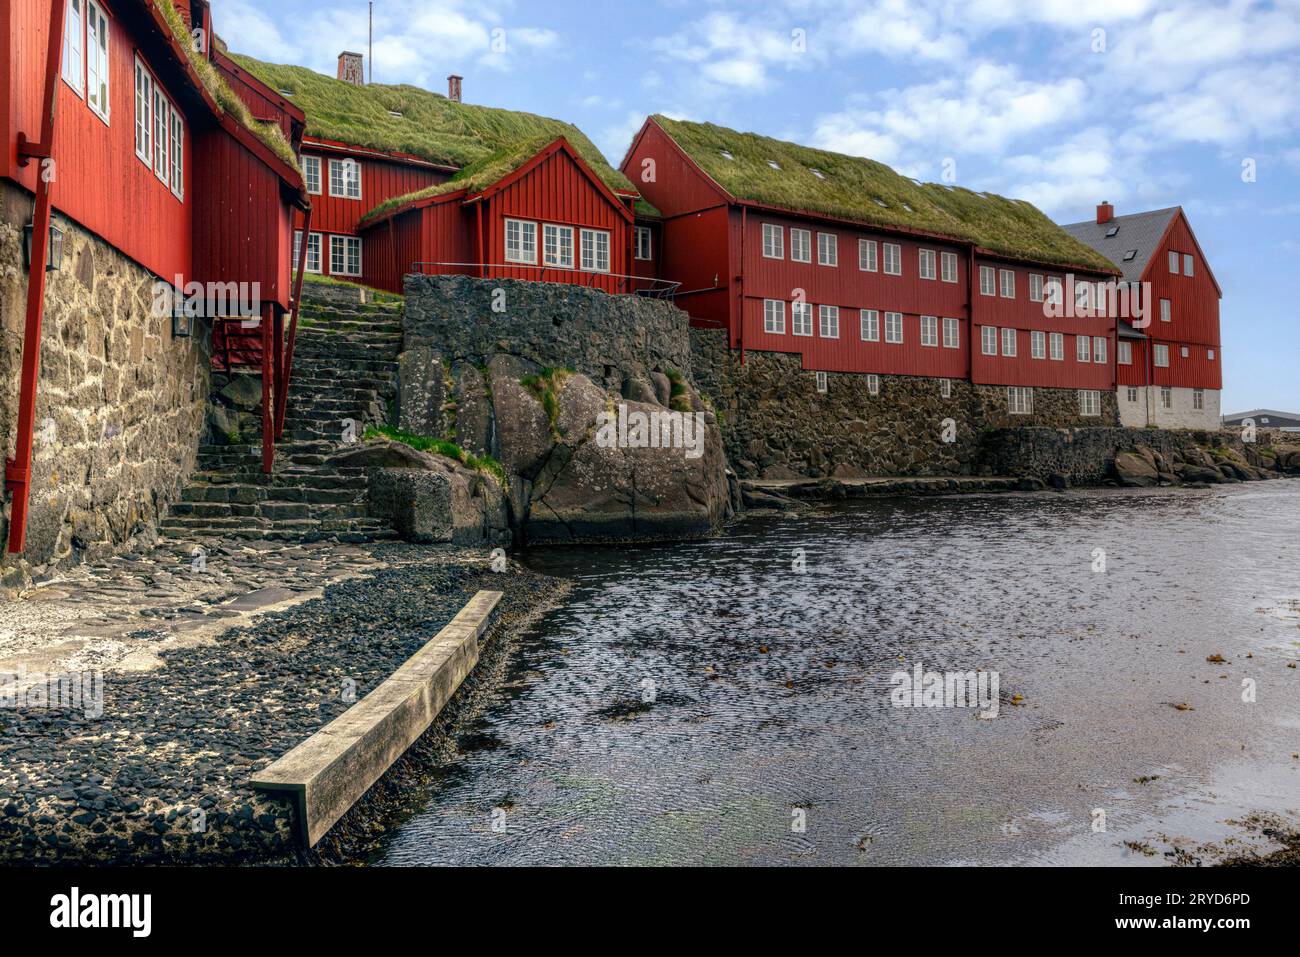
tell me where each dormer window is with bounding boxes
[719,149,734,160]
[809,168,825,179]
[767,160,781,170]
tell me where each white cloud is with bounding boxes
[650,12,815,91]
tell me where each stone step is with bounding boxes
[169,500,372,520]
[181,483,366,505]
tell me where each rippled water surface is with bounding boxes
[379,482,1300,865]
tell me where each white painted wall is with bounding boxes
[1118,386,1220,429]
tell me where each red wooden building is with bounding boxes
[1061,204,1222,428]
[622,116,1123,418]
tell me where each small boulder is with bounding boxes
[219,374,263,410]
[1114,452,1158,487]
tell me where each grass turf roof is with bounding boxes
[652,116,1117,273]
[228,54,647,213]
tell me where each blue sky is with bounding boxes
[223,0,1300,413]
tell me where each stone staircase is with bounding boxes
[162,289,407,543]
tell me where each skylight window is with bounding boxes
[874,197,888,207]
[809,168,825,179]
[902,202,913,212]
[278,89,293,96]
[767,160,782,170]
[1105,225,1119,237]
[1123,249,1138,261]
[388,110,403,118]
[719,149,734,160]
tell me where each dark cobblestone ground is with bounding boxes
[0,543,565,864]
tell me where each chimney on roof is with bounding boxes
[447,75,463,103]
[337,51,365,86]
[1096,201,1114,225]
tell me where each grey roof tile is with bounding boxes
[1058,207,1178,284]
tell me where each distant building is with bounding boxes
[1222,409,1300,432]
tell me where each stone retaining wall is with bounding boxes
[1,182,210,579]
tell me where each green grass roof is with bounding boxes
[228,54,645,214]
[652,116,1117,273]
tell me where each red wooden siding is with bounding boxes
[294,141,448,238]
[623,120,727,218]
[1141,211,1222,389]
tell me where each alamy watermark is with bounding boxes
[0,666,104,719]
[595,403,707,459]
[152,276,261,320]
[890,661,1000,718]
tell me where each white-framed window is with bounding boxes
[1075,282,1092,314]
[1049,332,1064,361]
[866,374,880,396]
[302,155,321,195]
[1180,345,1190,358]
[134,58,152,166]
[1118,341,1132,365]
[979,265,996,296]
[1127,386,1139,403]
[1076,335,1091,362]
[1208,349,1216,361]
[920,315,938,347]
[329,235,362,276]
[85,1,109,122]
[1160,386,1173,409]
[1184,254,1194,276]
[1094,336,1107,364]
[1031,330,1046,359]
[817,232,838,267]
[62,0,85,97]
[884,311,903,343]
[1029,273,1043,302]
[860,309,879,342]
[1007,386,1033,415]
[543,224,574,268]
[792,301,813,337]
[328,157,362,199]
[152,87,168,185]
[168,104,184,199]
[1079,390,1101,417]
[1154,343,1169,367]
[940,251,958,283]
[999,268,1015,299]
[882,243,901,275]
[761,223,784,259]
[580,228,610,272]
[292,231,322,273]
[1168,250,1180,274]
[505,219,538,264]
[815,371,828,394]
[981,326,997,356]
[763,299,785,334]
[1193,388,1204,410]
[1044,276,1063,306]
[1160,298,1171,323]
[918,249,936,280]
[942,317,959,349]
[940,378,952,398]
[635,226,653,261]
[818,304,840,338]
[1001,327,1017,357]
[858,239,877,272]
[790,228,812,263]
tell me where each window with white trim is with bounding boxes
[1127,386,1138,403]
[505,219,538,264]
[1049,332,1064,361]
[918,249,936,280]
[979,265,995,296]
[866,374,880,396]
[790,228,811,263]
[763,299,785,334]
[882,243,901,275]
[63,0,85,97]
[1076,336,1091,362]
[1079,390,1101,417]
[815,371,828,394]
[330,235,362,276]
[1183,253,1193,276]
[792,301,813,337]
[634,226,653,261]
[1193,388,1204,410]
[817,232,838,267]
[858,239,877,272]
[1154,344,1169,367]
[292,231,321,273]
[860,309,879,342]
[884,311,903,343]
[1168,250,1179,274]
[1075,281,1092,314]
[1007,386,1033,415]
[580,228,610,272]
[134,59,152,166]
[981,326,997,356]
[920,315,938,347]
[152,87,168,185]
[1031,329,1046,359]
[1160,298,1171,323]
[1207,349,1215,360]
[1160,386,1172,409]
[85,1,109,122]
[818,304,840,338]
[1094,336,1107,364]
[302,155,321,195]
[168,104,184,199]
[329,158,362,200]
[999,268,1015,299]
[1045,276,1063,306]
[543,224,574,268]
[761,223,783,259]
[940,251,958,283]
[1117,341,1132,365]
[940,378,952,398]
[1180,345,1189,358]
[1029,273,1043,302]
[1001,327,1016,357]
[942,317,959,349]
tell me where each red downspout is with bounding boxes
[6,0,67,554]
[261,303,274,473]
[738,206,746,365]
[276,204,312,438]
[966,244,977,383]
[476,201,486,278]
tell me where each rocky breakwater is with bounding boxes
[397,275,737,543]
[1111,433,1300,488]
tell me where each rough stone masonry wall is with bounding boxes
[0,182,210,579]
[690,327,1119,479]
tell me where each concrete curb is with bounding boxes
[251,589,503,847]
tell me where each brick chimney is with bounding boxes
[447,75,463,103]
[1096,201,1114,225]
[337,51,365,86]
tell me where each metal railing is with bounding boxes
[408,261,682,300]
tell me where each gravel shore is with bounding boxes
[0,543,568,864]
